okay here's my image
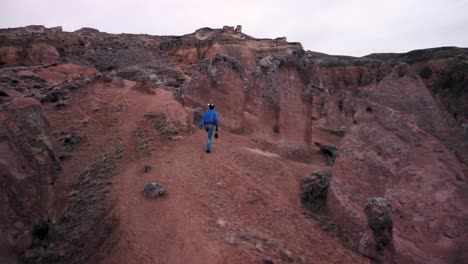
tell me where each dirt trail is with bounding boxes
[84,85,367,264]
[41,79,366,263]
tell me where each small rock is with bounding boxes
[261,258,274,264]
[278,248,294,262]
[297,255,306,263]
[259,56,280,72]
[144,182,166,198]
[143,164,152,173]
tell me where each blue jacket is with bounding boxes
[200,109,218,129]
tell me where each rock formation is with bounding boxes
[360,198,395,264]
[144,182,166,198]
[0,98,64,262]
[0,25,466,263]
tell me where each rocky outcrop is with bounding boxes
[409,49,468,126]
[0,98,63,262]
[324,97,468,263]
[0,26,466,264]
[315,143,338,165]
[0,44,59,67]
[300,171,331,212]
[360,198,395,264]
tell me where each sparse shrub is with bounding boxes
[300,171,330,211]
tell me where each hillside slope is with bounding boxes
[0,25,467,264]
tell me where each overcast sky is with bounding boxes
[1,0,467,56]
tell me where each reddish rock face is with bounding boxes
[0,46,20,67]
[0,98,63,261]
[324,93,467,263]
[0,26,466,264]
[412,58,468,126]
[26,43,60,66]
[172,40,468,263]
[0,44,59,67]
[309,59,467,263]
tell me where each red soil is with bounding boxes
[82,83,366,264]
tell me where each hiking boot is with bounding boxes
[206,149,211,154]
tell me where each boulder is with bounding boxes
[360,198,394,264]
[300,171,331,212]
[144,182,166,198]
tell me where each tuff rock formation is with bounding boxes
[0,25,466,264]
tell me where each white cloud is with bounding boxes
[1,0,467,56]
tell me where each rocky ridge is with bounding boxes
[0,25,467,263]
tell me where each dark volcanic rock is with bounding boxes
[315,143,338,165]
[144,182,166,198]
[300,171,331,212]
[360,198,394,264]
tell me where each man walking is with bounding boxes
[199,103,218,153]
